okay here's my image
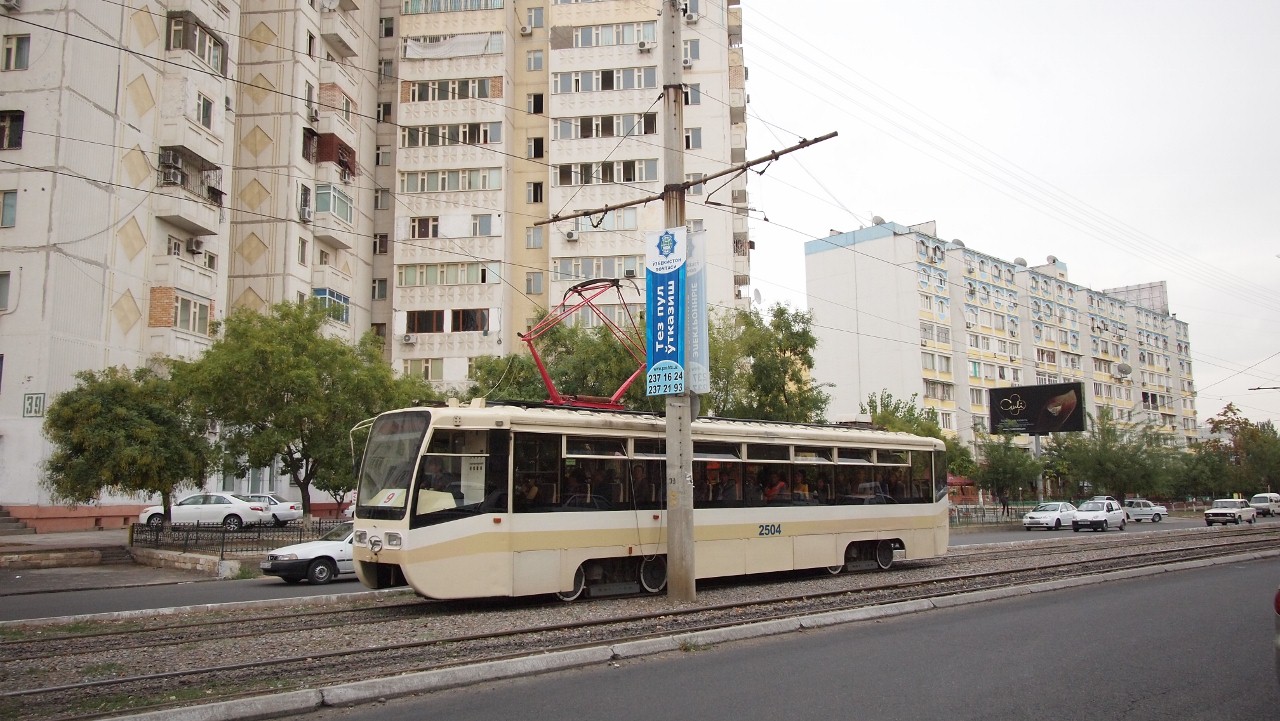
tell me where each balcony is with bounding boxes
[320,10,359,58]
[318,112,358,152]
[312,264,353,298]
[320,61,359,103]
[153,149,224,236]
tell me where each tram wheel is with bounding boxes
[639,556,667,593]
[556,565,586,602]
[873,540,894,570]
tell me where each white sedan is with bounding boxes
[1023,501,1076,531]
[260,522,355,584]
[1205,498,1257,526]
[139,493,268,531]
[1124,499,1167,522]
[243,493,303,527]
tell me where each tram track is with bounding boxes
[1,526,1276,721]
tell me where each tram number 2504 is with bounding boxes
[757,523,782,536]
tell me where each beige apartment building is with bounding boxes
[0,0,749,529]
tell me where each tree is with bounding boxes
[1196,403,1280,496]
[973,431,1043,502]
[42,366,213,521]
[1046,407,1167,501]
[861,391,942,437]
[707,305,829,422]
[174,301,437,518]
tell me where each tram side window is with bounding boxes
[693,461,742,507]
[628,459,663,509]
[513,432,560,512]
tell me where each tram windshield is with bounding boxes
[355,411,431,519]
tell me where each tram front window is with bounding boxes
[355,411,431,520]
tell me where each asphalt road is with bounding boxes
[302,556,1280,721]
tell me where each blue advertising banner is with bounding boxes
[646,228,687,396]
[684,229,710,394]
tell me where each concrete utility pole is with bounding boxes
[658,0,697,603]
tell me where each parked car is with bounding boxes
[1072,499,1126,532]
[260,521,354,584]
[243,493,302,527]
[1249,493,1280,517]
[1124,498,1167,522]
[1023,501,1077,531]
[1205,498,1257,526]
[139,493,268,531]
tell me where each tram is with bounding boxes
[350,399,948,600]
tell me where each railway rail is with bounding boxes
[1,525,1276,721]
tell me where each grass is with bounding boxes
[231,564,261,580]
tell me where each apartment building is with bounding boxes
[381,0,749,388]
[804,220,1197,449]
[0,0,749,528]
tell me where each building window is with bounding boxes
[373,234,389,255]
[526,49,543,71]
[0,270,9,310]
[298,238,308,265]
[203,252,218,271]
[173,295,211,335]
[527,6,544,27]
[377,102,392,122]
[471,214,492,236]
[682,83,701,105]
[526,226,543,248]
[372,278,388,300]
[685,173,705,195]
[168,236,184,256]
[684,127,701,150]
[307,32,316,57]
[317,249,330,266]
[313,288,350,324]
[526,272,543,295]
[372,323,387,341]
[168,17,224,72]
[0,190,15,227]
[380,17,395,37]
[682,39,700,61]
[374,188,391,209]
[406,309,444,333]
[0,111,22,150]
[452,308,489,332]
[315,184,353,223]
[527,182,544,204]
[376,145,391,166]
[197,94,214,128]
[378,58,393,83]
[403,357,443,382]
[527,93,544,114]
[3,35,30,71]
[410,216,439,239]
[527,136,544,158]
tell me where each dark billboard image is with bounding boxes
[988,382,1085,435]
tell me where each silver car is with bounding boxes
[1023,501,1076,531]
[1124,498,1167,522]
[1072,499,1126,532]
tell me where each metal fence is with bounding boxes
[129,519,347,560]
[950,502,1035,526]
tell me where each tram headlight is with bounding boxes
[369,536,383,553]
[386,532,402,548]
[354,530,367,544]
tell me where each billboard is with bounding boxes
[988,382,1085,435]
[645,228,688,396]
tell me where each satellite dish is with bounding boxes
[951,239,965,248]
[1046,255,1058,264]
[871,215,885,225]
[1116,362,1132,377]
[319,0,339,10]
[1014,257,1027,266]
[752,289,762,305]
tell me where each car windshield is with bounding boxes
[1078,501,1104,511]
[231,495,254,503]
[1211,500,1237,508]
[1033,503,1060,512]
[321,522,353,541]
[1251,495,1269,503]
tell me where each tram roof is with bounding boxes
[376,401,944,449]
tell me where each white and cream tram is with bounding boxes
[350,400,948,600]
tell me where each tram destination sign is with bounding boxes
[988,382,1085,435]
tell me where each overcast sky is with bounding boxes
[733,0,1280,425]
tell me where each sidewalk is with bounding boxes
[0,529,213,595]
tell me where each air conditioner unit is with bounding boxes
[185,237,205,254]
[683,11,697,23]
[158,150,182,168]
[159,168,183,185]
[965,321,974,329]
[681,57,693,69]
[519,25,532,36]
[623,268,637,278]
[564,230,578,241]
[0,0,20,11]
[1009,329,1017,338]
[299,206,313,222]
[401,333,416,344]
[637,40,656,52]
[309,107,320,122]
[966,265,975,274]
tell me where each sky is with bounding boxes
[732,0,1280,425]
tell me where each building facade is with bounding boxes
[804,220,1197,449]
[0,0,749,529]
